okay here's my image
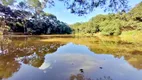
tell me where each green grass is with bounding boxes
[119,30,142,43]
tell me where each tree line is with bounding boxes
[71,2,142,36]
[0,0,130,35]
[0,0,72,35]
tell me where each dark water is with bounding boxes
[0,36,142,80]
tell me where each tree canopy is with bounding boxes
[0,0,16,6]
[1,0,129,15]
[57,0,129,15]
[71,2,142,36]
[0,0,140,35]
[0,1,72,35]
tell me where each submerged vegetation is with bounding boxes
[71,2,142,36]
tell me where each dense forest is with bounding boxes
[0,1,72,35]
[0,0,140,36]
[71,2,142,36]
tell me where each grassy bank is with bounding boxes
[73,30,142,39]
[120,30,142,43]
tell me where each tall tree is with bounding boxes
[17,1,31,34]
[26,0,43,15]
[0,0,129,16]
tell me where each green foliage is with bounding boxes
[1,0,129,15]
[0,0,142,35]
[27,0,43,15]
[27,0,41,8]
[42,12,57,19]
[0,0,15,6]
[100,20,121,36]
[0,3,72,35]
[71,2,142,36]
[129,2,142,20]
[71,14,123,36]
[24,13,72,34]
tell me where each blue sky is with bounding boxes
[44,0,142,24]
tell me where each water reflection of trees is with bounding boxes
[70,74,86,80]
[0,55,20,78]
[48,37,142,70]
[0,36,64,79]
[91,39,142,70]
[69,73,113,80]
[0,36,142,79]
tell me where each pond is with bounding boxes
[0,35,142,80]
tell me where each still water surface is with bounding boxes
[0,35,142,80]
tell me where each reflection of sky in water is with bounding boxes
[8,43,142,80]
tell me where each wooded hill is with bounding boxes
[71,2,142,36]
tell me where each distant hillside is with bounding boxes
[129,2,142,20]
[71,2,142,36]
